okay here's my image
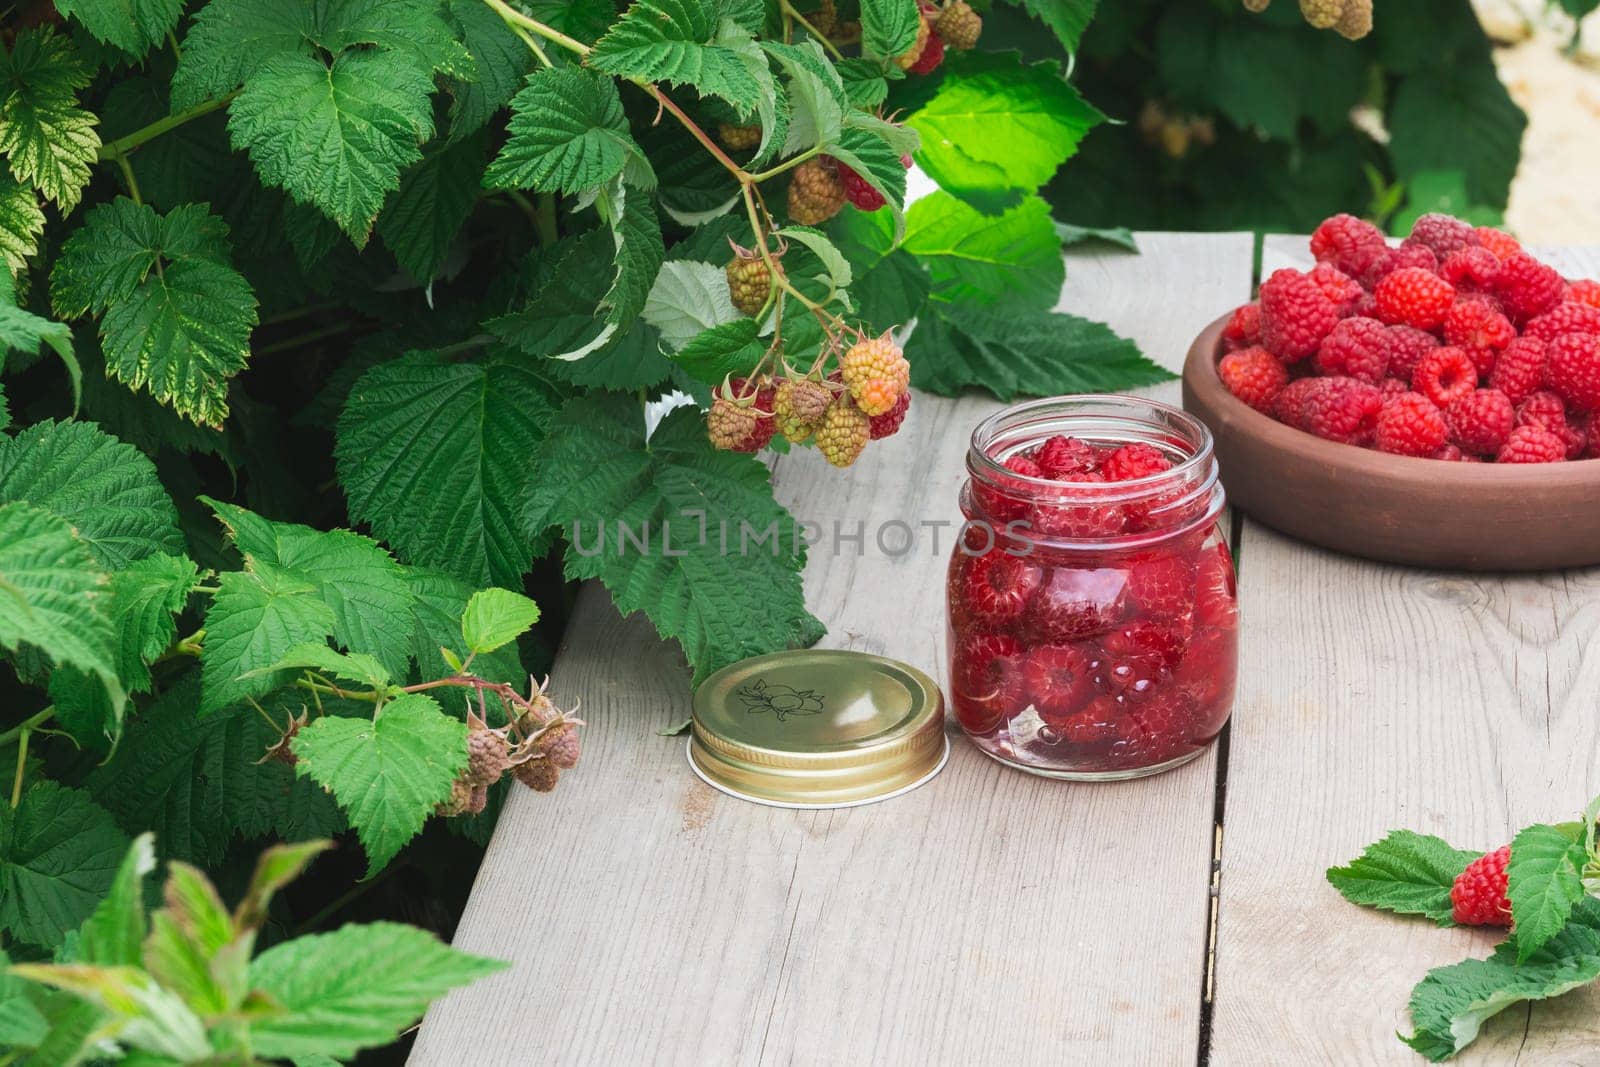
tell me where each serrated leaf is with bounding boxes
[0,29,100,213]
[0,299,79,411]
[903,191,1062,309]
[545,320,675,391]
[0,782,130,950]
[377,131,487,283]
[9,961,211,1060]
[201,564,337,715]
[763,40,848,153]
[0,948,50,1047]
[860,0,919,59]
[485,66,645,195]
[909,52,1102,213]
[911,302,1171,400]
[0,500,118,687]
[0,419,183,569]
[461,588,540,656]
[336,353,559,588]
[489,229,616,360]
[1404,897,1600,1061]
[249,642,393,693]
[248,921,506,1058]
[643,259,741,348]
[1389,59,1526,211]
[826,122,911,238]
[55,0,184,59]
[598,182,666,333]
[589,0,772,117]
[523,394,823,682]
[1325,829,1480,926]
[671,318,763,383]
[0,172,44,274]
[406,568,524,688]
[837,57,891,110]
[1056,221,1138,252]
[445,0,534,138]
[291,693,466,875]
[1509,822,1589,962]
[1012,0,1095,54]
[77,834,154,968]
[777,225,852,291]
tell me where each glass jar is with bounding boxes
[946,395,1237,780]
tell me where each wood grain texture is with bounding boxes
[1208,238,1600,1064]
[410,232,1255,1067]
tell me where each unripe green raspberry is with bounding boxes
[707,396,759,451]
[1242,0,1270,11]
[717,123,761,151]
[787,158,845,226]
[1298,0,1342,28]
[1334,0,1370,38]
[934,1,981,50]
[774,378,833,443]
[725,255,771,317]
[815,396,870,468]
[839,332,910,417]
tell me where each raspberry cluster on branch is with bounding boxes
[436,679,585,815]
[1242,0,1372,38]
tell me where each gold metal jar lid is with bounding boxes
[688,649,949,809]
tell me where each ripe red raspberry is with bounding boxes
[1361,244,1437,289]
[906,28,945,73]
[1374,392,1447,457]
[1545,332,1600,412]
[951,632,1024,733]
[1516,390,1569,433]
[1450,846,1511,926]
[1524,300,1600,343]
[1023,566,1126,643]
[1433,444,1465,461]
[1022,643,1096,722]
[1309,263,1363,315]
[1113,687,1200,764]
[1035,434,1098,479]
[1193,543,1237,628]
[1309,213,1386,279]
[958,550,1042,627]
[1374,267,1455,330]
[1384,325,1439,384]
[1314,317,1390,384]
[1445,388,1514,456]
[1258,268,1339,362]
[1222,302,1262,349]
[838,161,885,212]
[1569,279,1600,309]
[1378,377,1409,400]
[1030,492,1128,540]
[974,453,1041,522]
[1497,423,1567,464]
[1473,227,1521,262]
[1440,246,1501,291]
[867,389,910,439]
[1273,376,1383,446]
[1488,336,1546,404]
[1126,552,1195,621]
[1443,298,1514,352]
[1219,346,1289,411]
[1403,213,1477,259]
[1493,252,1564,323]
[1100,442,1173,481]
[1412,346,1478,409]
[1101,617,1190,673]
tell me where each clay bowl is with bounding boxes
[1181,314,1600,571]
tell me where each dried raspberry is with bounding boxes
[1473,227,1521,261]
[1489,336,1547,404]
[1450,846,1511,926]
[436,776,475,816]
[537,722,580,769]
[1442,298,1514,353]
[1361,244,1437,289]
[1126,552,1195,621]
[1412,346,1478,409]
[1440,246,1501,291]
[717,123,760,151]
[1022,643,1096,722]
[1023,566,1126,644]
[1374,267,1455,330]
[1524,301,1600,343]
[906,28,945,74]
[1404,213,1478,259]
[1374,392,1447,457]
[1100,442,1172,481]
[466,727,510,786]
[1385,325,1439,384]
[895,13,932,69]
[513,757,560,792]
[774,378,833,443]
[867,389,910,439]
[1258,269,1338,361]
[1273,376,1383,446]
[814,395,870,467]
[1545,332,1600,412]
[725,253,771,316]
[934,0,981,49]
[951,632,1024,733]
[1493,252,1563,323]
[1218,346,1289,412]
[787,157,845,226]
[1309,263,1363,315]
[1314,317,1390,384]
[1445,388,1513,456]
[1222,302,1263,349]
[1498,423,1567,464]
[838,162,885,211]
[1309,213,1386,278]
[1033,435,1096,478]
[1569,279,1600,309]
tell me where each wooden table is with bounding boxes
[411,234,1600,1065]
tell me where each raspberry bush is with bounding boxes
[0,0,1171,1054]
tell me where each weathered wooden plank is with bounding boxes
[412,232,1255,1066]
[1208,237,1600,1063]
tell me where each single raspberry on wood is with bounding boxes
[1259,268,1339,362]
[934,0,981,49]
[1545,332,1600,412]
[1523,301,1600,342]
[815,395,871,467]
[1489,335,1547,404]
[1219,346,1289,411]
[895,13,932,69]
[1101,442,1173,481]
[1222,302,1263,349]
[1497,423,1567,464]
[1385,325,1439,384]
[1404,213,1478,259]
[1446,389,1514,456]
[1412,346,1479,409]
[1315,317,1391,384]
[1375,392,1447,457]
[1374,267,1455,331]
[1309,213,1386,278]
[1274,376,1383,445]
[774,378,833,443]
[838,162,885,212]
[1450,846,1512,926]
[725,253,772,316]
[868,389,910,439]
[717,123,761,151]
[787,157,845,225]
[1493,252,1564,323]
[1473,226,1522,262]
[906,28,945,74]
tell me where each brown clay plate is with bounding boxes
[1181,313,1600,571]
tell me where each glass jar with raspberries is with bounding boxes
[946,396,1237,779]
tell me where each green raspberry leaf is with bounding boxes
[1056,221,1139,252]
[291,693,467,876]
[249,642,394,693]
[460,588,541,656]
[0,781,130,950]
[336,352,560,589]
[488,230,617,360]
[444,0,535,138]
[1010,0,1095,54]
[376,130,488,283]
[55,0,184,59]
[523,394,824,683]
[248,921,505,1059]
[642,259,741,348]
[1404,897,1600,1061]
[0,295,79,412]
[0,501,119,690]
[589,0,773,118]
[0,29,100,213]
[903,191,1063,309]
[860,0,920,59]
[405,568,525,688]
[1388,55,1526,211]
[671,319,764,384]
[1325,829,1481,926]
[484,66,646,196]
[763,40,848,152]
[909,52,1103,214]
[76,833,155,968]
[0,172,44,275]
[1508,822,1590,963]
[201,564,337,715]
